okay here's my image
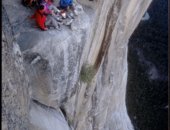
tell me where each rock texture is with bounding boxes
[29,100,70,130]
[2,0,152,130]
[2,7,30,130]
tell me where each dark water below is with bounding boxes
[126,0,168,130]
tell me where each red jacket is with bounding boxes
[31,10,47,30]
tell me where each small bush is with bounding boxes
[80,64,96,83]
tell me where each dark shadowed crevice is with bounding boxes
[60,106,67,118]
[32,99,55,110]
[94,0,121,70]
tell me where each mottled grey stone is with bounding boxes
[2,0,152,130]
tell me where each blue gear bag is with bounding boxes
[59,0,73,8]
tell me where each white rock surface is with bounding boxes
[2,0,152,130]
[29,101,70,130]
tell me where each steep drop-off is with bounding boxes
[126,0,168,129]
[2,0,152,130]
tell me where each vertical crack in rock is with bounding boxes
[2,17,30,129]
[94,0,121,70]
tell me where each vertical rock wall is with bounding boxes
[2,0,152,130]
[2,7,30,130]
[67,0,152,130]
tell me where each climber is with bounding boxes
[38,0,64,28]
[30,5,59,30]
[30,5,48,30]
[57,0,75,25]
[59,0,73,10]
[40,0,61,14]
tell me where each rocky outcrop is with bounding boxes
[29,100,70,130]
[2,0,152,130]
[2,7,30,129]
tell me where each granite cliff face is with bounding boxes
[2,0,152,130]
